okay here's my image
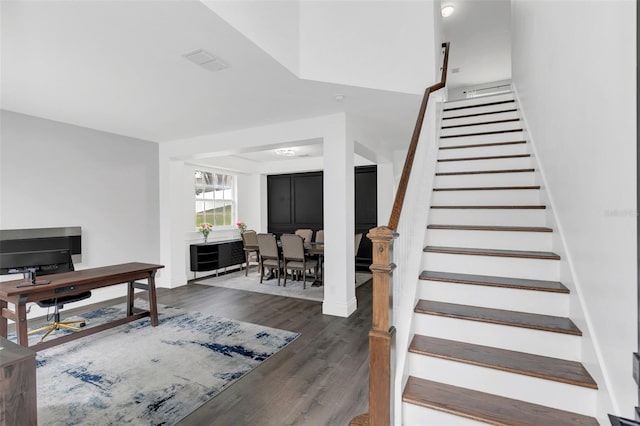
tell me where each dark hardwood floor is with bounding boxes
[17,276,372,425]
[156,281,372,426]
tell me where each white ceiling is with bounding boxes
[442,0,512,89]
[1,0,511,166]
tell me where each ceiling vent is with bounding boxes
[183,49,230,72]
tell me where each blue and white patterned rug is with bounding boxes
[19,303,299,425]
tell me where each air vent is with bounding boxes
[183,49,230,72]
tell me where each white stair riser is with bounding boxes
[438,143,528,159]
[441,121,522,137]
[431,189,541,206]
[403,403,486,426]
[423,253,560,281]
[429,208,547,226]
[426,229,552,252]
[442,110,519,127]
[407,354,596,415]
[413,313,581,360]
[437,157,532,173]
[440,131,525,147]
[418,280,569,317]
[435,172,536,188]
[443,103,517,119]
[444,93,515,109]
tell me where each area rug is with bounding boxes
[197,268,372,302]
[16,303,299,426]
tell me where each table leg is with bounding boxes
[126,281,135,316]
[147,271,159,327]
[16,296,29,347]
[312,254,324,287]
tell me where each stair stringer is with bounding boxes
[513,85,616,424]
[391,92,444,426]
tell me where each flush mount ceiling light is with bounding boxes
[183,49,230,72]
[275,148,296,157]
[441,5,455,17]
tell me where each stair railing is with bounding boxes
[364,41,449,426]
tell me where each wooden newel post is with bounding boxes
[367,225,398,426]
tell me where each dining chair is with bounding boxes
[280,234,318,289]
[241,230,259,276]
[315,229,324,243]
[294,228,313,244]
[256,233,282,285]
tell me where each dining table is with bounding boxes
[304,242,324,286]
[266,240,324,286]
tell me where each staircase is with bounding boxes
[401,92,600,425]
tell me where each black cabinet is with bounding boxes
[266,166,377,270]
[190,240,244,273]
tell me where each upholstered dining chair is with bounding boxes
[315,229,324,243]
[294,228,313,244]
[241,230,259,276]
[280,234,318,289]
[257,233,282,285]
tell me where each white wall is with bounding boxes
[201,0,301,75]
[203,1,436,95]
[299,1,435,94]
[0,111,160,316]
[511,0,636,418]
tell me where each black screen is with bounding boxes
[0,249,74,276]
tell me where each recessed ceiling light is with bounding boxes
[334,94,345,102]
[441,5,455,17]
[275,148,296,157]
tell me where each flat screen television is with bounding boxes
[0,249,74,276]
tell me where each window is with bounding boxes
[194,170,235,228]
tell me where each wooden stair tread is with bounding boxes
[438,154,530,162]
[436,168,534,176]
[433,185,540,191]
[414,300,581,335]
[442,118,520,129]
[403,376,599,425]
[440,140,526,150]
[419,270,568,293]
[409,335,597,388]
[441,129,523,139]
[427,224,552,232]
[442,108,518,120]
[444,99,515,112]
[423,245,560,260]
[431,205,546,210]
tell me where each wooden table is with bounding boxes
[305,242,324,286]
[0,262,164,351]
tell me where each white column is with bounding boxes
[158,158,188,288]
[322,117,356,317]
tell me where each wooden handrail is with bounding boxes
[351,42,450,426]
[388,42,450,230]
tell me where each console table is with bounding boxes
[0,262,164,351]
[0,336,37,425]
[190,239,244,278]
